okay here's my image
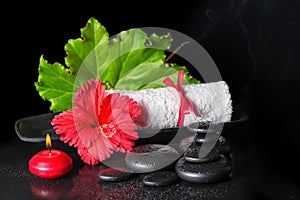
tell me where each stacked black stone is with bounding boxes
[98,123,233,186]
[175,122,233,184]
[99,144,181,187]
[125,144,180,186]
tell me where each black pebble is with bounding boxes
[98,167,134,182]
[187,121,210,134]
[194,133,206,143]
[178,136,194,153]
[175,155,232,183]
[215,136,232,155]
[194,131,223,144]
[142,171,178,187]
[125,144,179,173]
[193,131,232,156]
[184,143,221,163]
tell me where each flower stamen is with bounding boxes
[99,123,117,138]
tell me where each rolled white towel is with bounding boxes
[108,81,232,130]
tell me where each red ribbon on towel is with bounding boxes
[163,70,201,127]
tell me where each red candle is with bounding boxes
[29,133,73,179]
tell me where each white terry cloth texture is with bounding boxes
[108,81,232,130]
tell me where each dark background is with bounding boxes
[2,0,300,198]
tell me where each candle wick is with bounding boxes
[48,146,52,156]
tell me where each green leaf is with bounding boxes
[34,56,75,112]
[64,17,109,74]
[76,26,198,90]
[95,29,173,89]
[35,17,200,112]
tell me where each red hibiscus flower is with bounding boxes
[51,79,141,165]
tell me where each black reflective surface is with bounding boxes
[2,105,300,200]
[0,127,254,200]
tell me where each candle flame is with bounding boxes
[46,133,52,149]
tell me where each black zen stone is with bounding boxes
[98,167,134,182]
[184,143,221,163]
[187,121,210,134]
[194,133,219,144]
[194,130,223,144]
[175,155,232,184]
[142,171,178,187]
[125,144,179,173]
[178,136,195,153]
[215,136,232,155]
[194,133,206,143]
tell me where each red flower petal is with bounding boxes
[51,110,99,165]
[54,79,142,164]
[99,94,140,135]
[73,79,106,143]
[98,93,140,152]
[128,98,142,120]
[51,110,84,149]
[77,148,99,165]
